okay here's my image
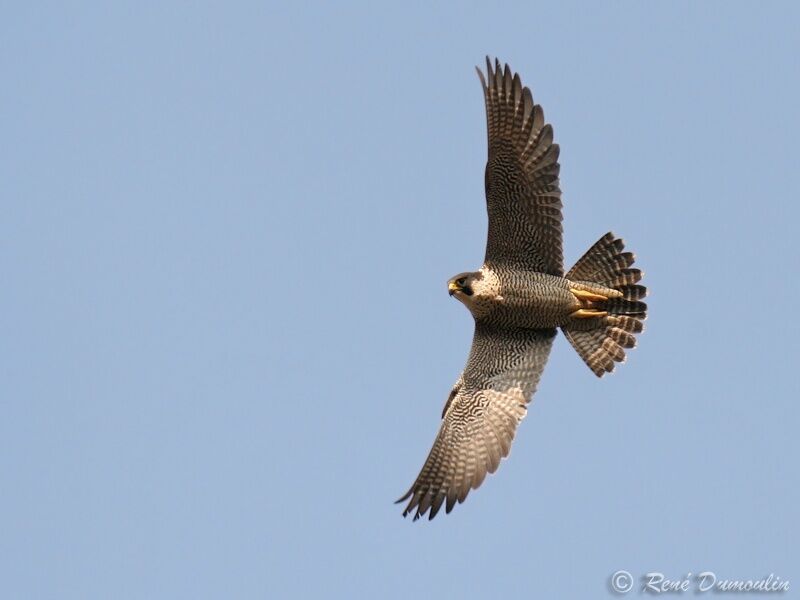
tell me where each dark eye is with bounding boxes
[457,277,466,286]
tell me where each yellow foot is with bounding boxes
[570,288,608,302]
[570,308,608,319]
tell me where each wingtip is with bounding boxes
[395,488,413,504]
[475,65,487,90]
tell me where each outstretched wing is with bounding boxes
[477,57,564,275]
[397,324,556,520]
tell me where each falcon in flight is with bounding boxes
[397,58,647,520]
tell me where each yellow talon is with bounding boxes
[571,308,608,319]
[571,288,608,302]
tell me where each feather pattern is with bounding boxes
[477,58,564,275]
[397,324,556,520]
[564,232,648,376]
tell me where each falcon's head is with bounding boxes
[447,269,501,319]
[447,272,478,299]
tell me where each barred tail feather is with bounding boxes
[563,232,647,377]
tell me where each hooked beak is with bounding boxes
[448,281,460,296]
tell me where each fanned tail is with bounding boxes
[563,232,647,376]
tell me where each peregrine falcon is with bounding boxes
[397,58,647,521]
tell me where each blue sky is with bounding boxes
[2,2,798,598]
